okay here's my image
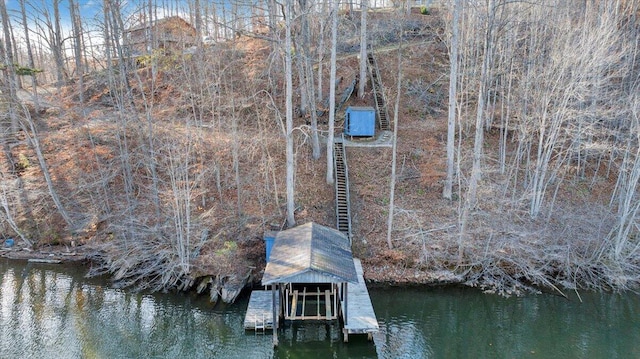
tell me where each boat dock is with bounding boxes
[342,258,379,342]
[243,290,280,331]
[243,50,387,345]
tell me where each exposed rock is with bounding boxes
[221,286,241,303]
[196,276,212,294]
[220,271,252,304]
[210,276,221,304]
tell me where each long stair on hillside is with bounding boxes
[333,141,378,342]
[333,139,352,242]
[366,53,391,131]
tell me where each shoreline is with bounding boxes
[0,244,464,294]
[1,244,622,300]
[0,245,89,263]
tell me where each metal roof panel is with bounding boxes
[262,222,357,285]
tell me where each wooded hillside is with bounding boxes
[1,0,639,300]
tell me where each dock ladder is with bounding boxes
[254,314,266,334]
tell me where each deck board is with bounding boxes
[343,258,379,335]
[244,290,280,330]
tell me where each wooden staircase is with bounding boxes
[333,139,352,242]
[366,53,391,131]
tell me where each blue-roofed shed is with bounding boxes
[344,106,376,137]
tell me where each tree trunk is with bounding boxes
[21,113,75,229]
[148,0,155,51]
[194,0,202,45]
[466,0,495,209]
[212,2,220,40]
[317,0,326,102]
[0,0,19,135]
[19,0,39,112]
[296,53,308,117]
[386,40,403,250]
[298,0,320,159]
[443,0,461,200]
[285,0,296,227]
[326,0,339,185]
[69,0,85,105]
[458,0,495,263]
[52,0,67,87]
[221,3,229,39]
[358,0,368,98]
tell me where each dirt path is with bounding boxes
[16,86,58,110]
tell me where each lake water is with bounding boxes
[1,259,638,358]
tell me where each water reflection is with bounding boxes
[275,321,377,358]
[0,260,274,359]
[371,286,640,359]
[1,260,639,358]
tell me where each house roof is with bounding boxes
[125,16,194,33]
[262,222,358,285]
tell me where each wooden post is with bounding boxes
[344,283,348,326]
[272,284,278,347]
[343,283,349,343]
[334,284,338,319]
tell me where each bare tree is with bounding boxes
[317,0,327,102]
[326,0,338,185]
[465,0,500,210]
[19,0,40,111]
[298,0,320,159]
[358,0,368,99]
[69,0,85,104]
[443,0,461,200]
[0,0,19,135]
[285,0,296,227]
[386,37,403,250]
[0,174,32,247]
[19,109,76,229]
[52,0,67,86]
[609,128,640,263]
[512,3,628,218]
[457,0,500,262]
[194,0,203,45]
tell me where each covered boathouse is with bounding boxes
[244,222,378,344]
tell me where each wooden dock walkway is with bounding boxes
[342,258,379,341]
[244,290,280,331]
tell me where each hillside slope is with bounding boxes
[2,6,639,299]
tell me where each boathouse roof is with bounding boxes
[262,222,358,285]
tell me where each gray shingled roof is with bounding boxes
[262,222,358,285]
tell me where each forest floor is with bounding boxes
[1,7,623,298]
[1,9,454,284]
